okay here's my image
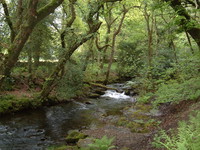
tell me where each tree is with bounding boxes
[39,0,123,100]
[0,0,64,88]
[104,5,128,84]
[162,0,200,49]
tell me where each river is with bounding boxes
[0,83,135,150]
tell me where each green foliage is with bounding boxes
[117,41,143,78]
[153,77,200,105]
[12,67,28,76]
[84,136,115,150]
[138,52,200,106]
[56,62,83,99]
[152,111,200,150]
[36,66,51,78]
[138,77,200,106]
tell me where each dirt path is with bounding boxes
[83,124,151,150]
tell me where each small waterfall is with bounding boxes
[101,90,130,99]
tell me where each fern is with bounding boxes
[153,111,200,150]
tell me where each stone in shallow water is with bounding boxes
[65,130,87,143]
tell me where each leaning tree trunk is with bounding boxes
[39,23,101,100]
[185,31,194,54]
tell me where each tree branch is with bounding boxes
[60,0,77,48]
[1,0,15,42]
[95,36,111,51]
[37,0,64,23]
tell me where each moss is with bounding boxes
[0,94,42,115]
[66,130,87,143]
[116,117,128,126]
[135,104,152,112]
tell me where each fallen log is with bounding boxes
[85,82,120,92]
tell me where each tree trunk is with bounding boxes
[28,48,33,84]
[100,24,111,70]
[185,31,194,54]
[0,0,64,89]
[144,4,154,69]
[171,40,178,64]
[104,7,127,84]
[33,49,40,71]
[39,25,101,100]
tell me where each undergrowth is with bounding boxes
[152,111,200,150]
[138,77,200,106]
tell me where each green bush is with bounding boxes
[138,77,200,106]
[153,77,200,105]
[117,41,143,78]
[152,111,200,150]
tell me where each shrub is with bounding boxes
[153,77,200,106]
[138,77,200,106]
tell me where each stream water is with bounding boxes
[0,83,135,150]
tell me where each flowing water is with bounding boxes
[0,83,135,150]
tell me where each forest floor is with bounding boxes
[81,99,200,150]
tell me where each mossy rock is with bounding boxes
[66,130,87,143]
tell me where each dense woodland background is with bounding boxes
[0,0,200,149]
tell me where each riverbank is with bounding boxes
[0,74,121,115]
[54,98,200,150]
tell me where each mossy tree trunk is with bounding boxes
[39,27,101,100]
